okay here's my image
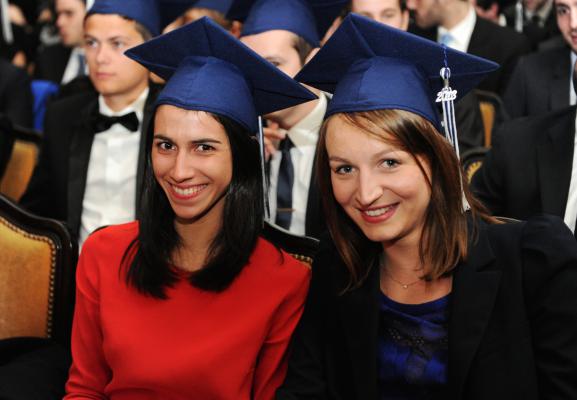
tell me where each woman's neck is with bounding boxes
[172,211,222,272]
[380,237,452,304]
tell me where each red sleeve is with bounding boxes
[64,235,112,399]
[252,262,311,400]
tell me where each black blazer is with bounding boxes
[277,216,577,399]
[503,46,571,119]
[20,84,160,242]
[410,17,531,95]
[471,106,576,220]
[33,43,72,84]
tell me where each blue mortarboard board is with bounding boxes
[88,0,161,37]
[296,14,499,132]
[158,0,234,29]
[229,0,348,47]
[125,17,317,133]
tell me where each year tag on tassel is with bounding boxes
[435,67,460,157]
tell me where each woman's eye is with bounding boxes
[335,165,354,175]
[382,159,399,168]
[157,142,174,151]
[196,144,215,152]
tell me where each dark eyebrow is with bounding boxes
[153,134,223,145]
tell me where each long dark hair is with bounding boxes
[317,109,494,291]
[123,110,264,298]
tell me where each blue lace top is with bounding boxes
[377,292,450,399]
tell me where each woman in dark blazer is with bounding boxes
[276,14,577,400]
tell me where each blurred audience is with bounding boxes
[34,0,87,84]
[504,0,575,118]
[407,0,531,94]
[239,0,346,239]
[20,0,161,246]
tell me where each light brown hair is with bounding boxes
[316,109,495,291]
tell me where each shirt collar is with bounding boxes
[98,86,150,124]
[525,0,553,23]
[438,5,476,53]
[286,93,327,150]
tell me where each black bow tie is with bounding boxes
[93,112,139,133]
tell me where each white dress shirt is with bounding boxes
[79,87,149,246]
[268,94,327,236]
[437,5,476,54]
[563,115,577,232]
[61,46,86,85]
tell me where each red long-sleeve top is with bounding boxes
[65,221,310,400]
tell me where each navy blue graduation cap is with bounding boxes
[125,16,317,133]
[88,0,161,37]
[228,0,348,47]
[158,0,234,29]
[296,14,499,154]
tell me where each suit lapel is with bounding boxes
[338,262,380,400]
[67,99,98,240]
[537,108,576,217]
[550,48,571,111]
[448,221,500,398]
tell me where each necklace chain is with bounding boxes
[383,269,422,289]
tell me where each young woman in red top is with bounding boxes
[64,16,316,400]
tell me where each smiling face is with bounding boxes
[325,114,431,246]
[152,106,233,226]
[84,13,150,104]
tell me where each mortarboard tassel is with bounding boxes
[436,67,459,157]
[436,46,469,210]
[258,116,270,220]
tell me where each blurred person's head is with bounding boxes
[84,0,159,109]
[351,0,409,30]
[55,0,86,47]
[164,7,233,32]
[555,0,577,53]
[406,0,470,29]
[238,0,345,128]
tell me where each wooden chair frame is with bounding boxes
[262,221,319,267]
[0,194,77,347]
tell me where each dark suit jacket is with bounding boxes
[33,44,71,84]
[410,16,531,95]
[0,60,33,177]
[20,84,160,242]
[503,46,571,119]
[471,106,576,220]
[277,216,577,399]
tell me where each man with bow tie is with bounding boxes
[20,0,161,247]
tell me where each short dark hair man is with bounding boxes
[21,0,161,246]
